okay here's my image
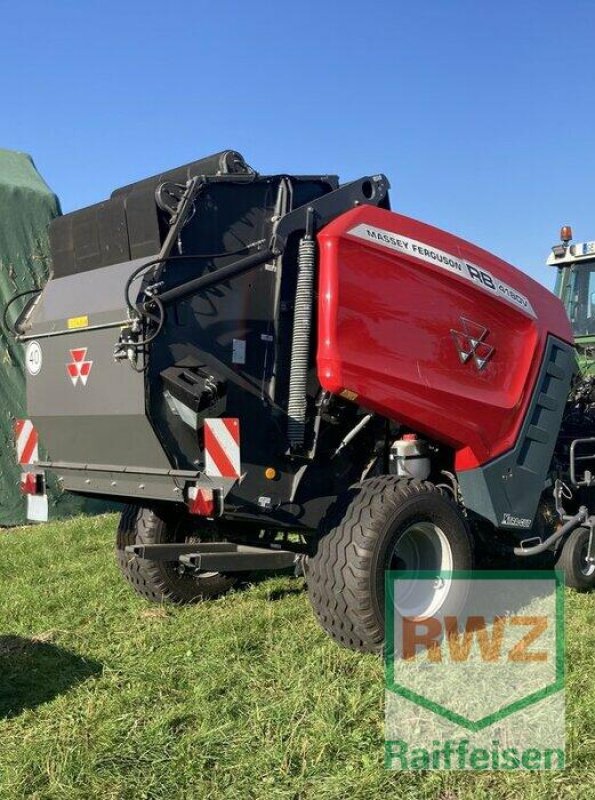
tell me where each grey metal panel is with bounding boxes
[21,312,128,340]
[58,467,186,502]
[26,323,171,469]
[32,415,171,469]
[53,464,236,505]
[28,327,145,417]
[34,257,150,322]
[38,461,200,477]
[458,336,576,530]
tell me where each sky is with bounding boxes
[1,0,594,289]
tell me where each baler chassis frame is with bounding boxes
[125,541,302,574]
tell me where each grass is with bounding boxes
[0,515,594,799]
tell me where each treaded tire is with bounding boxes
[307,477,473,653]
[556,527,595,591]
[116,505,237,603]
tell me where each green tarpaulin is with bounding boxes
[0,149,105,524]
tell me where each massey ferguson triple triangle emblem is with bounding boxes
[450,317,494,371]
[67,348,93,386]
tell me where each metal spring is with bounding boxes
[287,236,316,448]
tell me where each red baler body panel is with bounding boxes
[317,206,573,471]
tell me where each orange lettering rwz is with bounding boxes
[402,615,548,662]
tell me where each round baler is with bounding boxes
[8,151,590,652]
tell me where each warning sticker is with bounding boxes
[25,341,42,376]
[232,339,246,365]
[67,315,89,330]
[347,223,536,318]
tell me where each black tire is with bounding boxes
[116,505,237,603]
[306,477,474,653]
[556,527,595,591]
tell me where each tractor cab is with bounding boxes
[548,225,595,371]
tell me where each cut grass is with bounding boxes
[0,514,594,798]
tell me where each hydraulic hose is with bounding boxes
[287,234,316,449]
[2,287,42,336]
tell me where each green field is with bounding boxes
[0,514,594,799]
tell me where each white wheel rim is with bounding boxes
[389,521,454,618]
[580,541,595,577]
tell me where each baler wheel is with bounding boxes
[116,504,237,603]
[555,526,595,591]
[306,477,474,653]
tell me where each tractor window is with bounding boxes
[567,263,595,337]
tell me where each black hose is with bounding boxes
[2,287,42,336]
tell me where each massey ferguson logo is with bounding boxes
[450,318,494,371]
[67,348,93,386]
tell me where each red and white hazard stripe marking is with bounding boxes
[204,418,241,478]
[14,419,39,465]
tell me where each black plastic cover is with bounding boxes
[162,365,224,414]
[458,336,576,531]
[48,151,251,279]
[111,150,250,198]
